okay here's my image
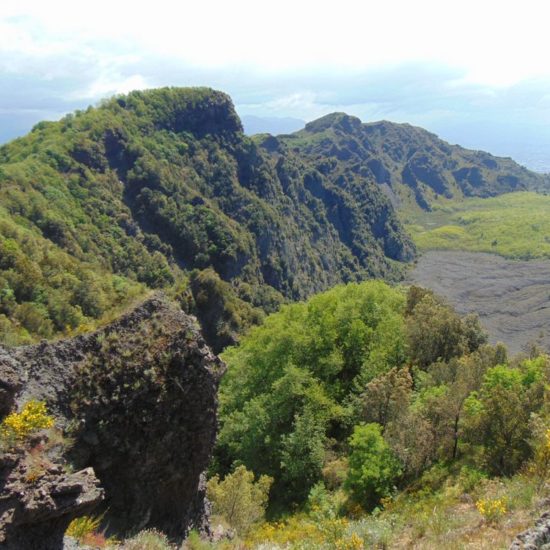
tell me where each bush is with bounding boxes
[0,400,54,447]
[530,426,550,487]
[122,529,171,550]
[207,465,272,534]
[475,497,507,524]
[65,515,116,547]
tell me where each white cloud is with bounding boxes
[74,74,150,100]
[1,0,550,87]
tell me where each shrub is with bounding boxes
[122,529,171,550]
[530,427,550,487]
[66,515,102,540]
[0,400,54,447]
[475,497,507,524]
[207,465,272,534]
[65,515,117,547]
[457,465,487,493]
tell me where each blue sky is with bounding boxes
[2,0,550,171]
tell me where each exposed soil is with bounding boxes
[407,251,550,355]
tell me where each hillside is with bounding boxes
[210,281,550,549]
[0,88,413,349]
[274,113,547,210]
[0,87,547,349]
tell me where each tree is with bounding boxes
[406,293,467,368]
[345,423,401,509]
[360,367,412,430]
[462,358,548,475]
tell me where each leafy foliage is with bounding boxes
[207,465,272,534]
[217,279,549,521]
[345,423,401,509]
[217,281,406,504]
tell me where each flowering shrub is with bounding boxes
[335,532,364,549]
[0,400,54,446]
[66,515,119,548]
[476,498,507,524]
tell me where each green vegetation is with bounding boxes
[345,423,401,509]
[0,87,419,348]
[3,86,544,349]
[207,465,272,534]
[208,280,550,548]
[405,191,550,259]
[217,281,407,506]
[280,114,546,211]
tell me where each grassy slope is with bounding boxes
[236,471,544,549]
[403,191,550,260]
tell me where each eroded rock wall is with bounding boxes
[0,294,225,547]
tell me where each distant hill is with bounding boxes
[240,114,305,135]
[273,112,548,211]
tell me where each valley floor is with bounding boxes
[407,250,550,355]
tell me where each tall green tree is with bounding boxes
[345,423,402,509]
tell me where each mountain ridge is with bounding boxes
[0,86,547,349]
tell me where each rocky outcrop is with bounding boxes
[0,294,225,546]
[0,447,103,550]
[510,511,550,549]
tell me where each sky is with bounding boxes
[2,0,550,171]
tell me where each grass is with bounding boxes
[403,191,550,260]
[238,472,546,549]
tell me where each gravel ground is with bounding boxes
[407,251,550,355]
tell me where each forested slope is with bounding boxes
[0,88,413,348]
[274,112,547,210]
[1,87,546,348]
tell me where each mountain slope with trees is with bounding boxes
[272,112,547,211]
[0,88,414,348]
[0,87,546,349]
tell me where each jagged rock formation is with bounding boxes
[510,511,550,549]
[0,294,225,547]
[0,448,103,550]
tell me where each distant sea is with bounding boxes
[512,150,550,173]
[436,126,550,175]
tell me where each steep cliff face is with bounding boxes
[0,294,224,546]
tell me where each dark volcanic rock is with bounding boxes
[0,449,103,550]
[0,294,225,546]
[510,510,550,549]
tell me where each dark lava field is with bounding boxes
[408,251,550,355]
